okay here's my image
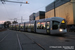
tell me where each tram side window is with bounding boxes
[31,24,34,29]
[20,24,24,29]
[16,25,17,28]
[11,26,12,28]
[37,22,40,29]
[47,22,50,29]
[9,25,11,28]
[41,22,46,29]
[52,21,60,30]
[25,24,28,29]
[37,22,46,29]
[27,24,30,28]
[17,25,19,28]
[13,25,15,28]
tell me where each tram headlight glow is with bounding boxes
[59,29,63,32]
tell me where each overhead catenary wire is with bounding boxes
[18,0,24,23]
[17,3,47,22]
[2,3,19,23]
[3,4,10,18]
[29,0,55,13]
[18,0,29,22]
[1,0,54,23]
[1,0,29,22]
[1,2,19,23]
[30,5,47,13]
[2,3,10,22]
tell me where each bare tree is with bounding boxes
[12,21,18,24]
[4,21,11,28]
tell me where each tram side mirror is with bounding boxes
[52,25,58,30]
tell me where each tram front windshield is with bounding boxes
[60,20,66,29]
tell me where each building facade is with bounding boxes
[29,13,35,21]
[35,11,45,20]
[45,0,75,25]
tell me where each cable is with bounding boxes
[17,0,28,22]
[17,3,22,18]
[1,0,49,22]
[30,5,46,13]
[3,4,10,19]
[1,4,9,22]
[2,3,13,23]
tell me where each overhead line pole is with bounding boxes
[54,0,56,17]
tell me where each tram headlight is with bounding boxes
[59,29,63,32]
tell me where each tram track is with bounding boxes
[63,35,75,40]
[23,33,45,50]
[16,32,45,50]
[15,31,75,50]
[23,32,75,40]
[55,34,75,42]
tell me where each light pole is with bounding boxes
[54,0,56,17]
[21,16,23,23]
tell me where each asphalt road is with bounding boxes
[0,30,75,50]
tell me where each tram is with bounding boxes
[9,17,67,34]
[36,17,67,34]
[15,23,20,31]
[9,24,13,30]
[19,23,24,31]
[24,20,36,32]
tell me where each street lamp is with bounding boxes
[0,0,29,4]
[26,1,28,4]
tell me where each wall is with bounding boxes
[45,0,75,25]
[45,9,54,18]
[29,13,35,21]
[55,2,74,24]
[71,0,75,24]
[35,11,45,20]
[35,16,39,20]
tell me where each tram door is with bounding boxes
[47,22,50,33]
